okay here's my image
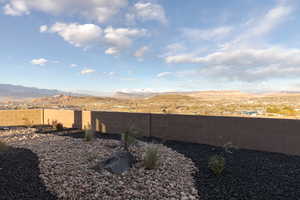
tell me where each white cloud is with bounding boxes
[169,47,300,81]
[165,53,198,64]
[104,26,147,48]
[105,47,119,55]
[134,46,149,59]
[41,23,103,48]
[166,43,186,53]
[31,58,48,66]
[3,1,29,16]
[104,71,116,77]
[221,4,293,50]
[250,4,292,37]
[165,3,298,83]
[80,68,95,75]
[128,2,167,24]
[157,72,172,78]
[70,64,78,68]
[182,26,233,41]
[121,77,136,81]
[39,25,48,33]
[3,0,128,23]
[41,23,148,54]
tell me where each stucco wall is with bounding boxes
[150,114,300,155]
[89,112,300,155]
[43,109,82,128]
[82,111,92,129]
[90,111,150,136]
[0,109,43,126]
[1,109,300,155]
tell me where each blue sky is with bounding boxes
[1,0,300,93]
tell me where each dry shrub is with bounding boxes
[84,124,94,141]
[143,144,160,170]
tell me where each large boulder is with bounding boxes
[101,151,135,174]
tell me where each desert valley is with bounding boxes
[1,84,300,120]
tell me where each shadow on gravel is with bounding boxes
[0,148,57,200]
[164,141,300,200]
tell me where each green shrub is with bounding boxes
[0,141,9,152]
[208,155,225,176]
[85,126,94,142]
[143,145,160,170]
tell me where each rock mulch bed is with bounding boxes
[3,128,300,200]
[1,129,199,200]
[165,141,300,200]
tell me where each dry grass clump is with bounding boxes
[143,144,160,170]
[122,131,137,151]
[84,125,94,141]
[0,141,9,152]
[208,154,225,176]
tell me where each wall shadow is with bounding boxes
[0,148,57,200]
[164,140,300,200]
[73,110,82,129]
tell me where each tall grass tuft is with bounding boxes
[143,144,160,170]
[122,130,137,151]
[84,125,94,141]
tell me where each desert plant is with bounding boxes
[122,130,136,151]
[122,123,142,151]
[0,141,9,152]
[208,155,225,176]
[143,144,160,170]
[223,142,238,154]
[52,120,64,131]
[84,126,95,142]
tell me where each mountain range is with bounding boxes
[0,84,71,100]
[1,83,300,101]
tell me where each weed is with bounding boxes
[208,154,225,176]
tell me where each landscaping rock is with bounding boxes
[100,151,135,174]
[1,128,199,200]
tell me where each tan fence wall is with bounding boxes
[89,112,300,155]
[82,111,92,129]
[0,109,43,126]
[1,109,300,155]
[90,111,150,137]
[43,109,82,128]
[150,114,300,155]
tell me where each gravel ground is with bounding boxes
[3,128,300,200]
[165,141,300,200]
[1,129,199,200]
